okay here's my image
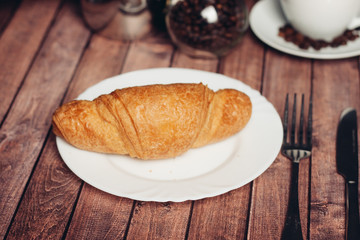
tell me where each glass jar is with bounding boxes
[165,0,249,58]
[80,0,151,41]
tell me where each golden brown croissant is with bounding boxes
[52,83,252,159]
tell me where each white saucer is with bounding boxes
[249,0,360,59]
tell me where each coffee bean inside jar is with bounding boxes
[166,0,248,58]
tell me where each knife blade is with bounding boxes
[336,108,360,240]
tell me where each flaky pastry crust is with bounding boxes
[52,83,252,159]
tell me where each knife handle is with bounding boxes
[346,181,360,240]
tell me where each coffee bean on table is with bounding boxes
[278,24,359,50]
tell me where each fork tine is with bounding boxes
[290,94,297,144]
[298,94,305,145]
[306,94,313,146]
[283,94,289,143]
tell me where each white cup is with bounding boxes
[280,0,360,41]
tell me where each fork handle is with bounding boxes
[281,162,304,240]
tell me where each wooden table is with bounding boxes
[1,0,359,239]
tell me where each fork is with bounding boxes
[281,93,313,240]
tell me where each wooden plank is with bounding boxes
[124,53,219,240]
[5,135,83,240]
[172,51,218,72]
[248,50,312,239]
[0,0,61,123]
[126,201,192,240]
[0,2,91,238]
[219,32,265,90]
[101,2,261,237]
[0,0,20,35]
[66,184,134,240]
[309,58,360,239]
[121,34,174,73]
[59,36,132,240]
[65,32,176,239]
[186,1,263,238]
[5,35,128,240]
[188,189,251,240]
[62,35,130,102]
[186,29,264,240]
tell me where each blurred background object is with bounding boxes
[80,0,152,41]
[165,0,249,58]
[146,0,167,31]
[80,0,249,58]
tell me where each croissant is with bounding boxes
[52,83,252,159]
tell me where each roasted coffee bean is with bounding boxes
[278,24,359,50]
[167,0,247,53]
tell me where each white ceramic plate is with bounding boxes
[249,0,360,59]
[56,68,283,202]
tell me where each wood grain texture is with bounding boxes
[248,50,312,240]
[186,3,264,238]
[188,189,251,240]
[186,28,263,240]
[127,201,192,240]
[122,33,174,73]
[58,35,132,240]
[6,135,83,240]
[172,51,218,72]
[65,32,175,239]
[63,35,130,103]
[110,35,194,240]
[0,0,61,123]
[1,0,359,238]
[0,0,20,35]
[124,45,218,240]
[0,2,90,238]
[5,34,128,240]
[219,32,265,90]
[309,58,360,239]
[66,184,134,240]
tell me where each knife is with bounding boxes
[336,108,360,240]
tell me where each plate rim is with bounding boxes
[56,68,283,202]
